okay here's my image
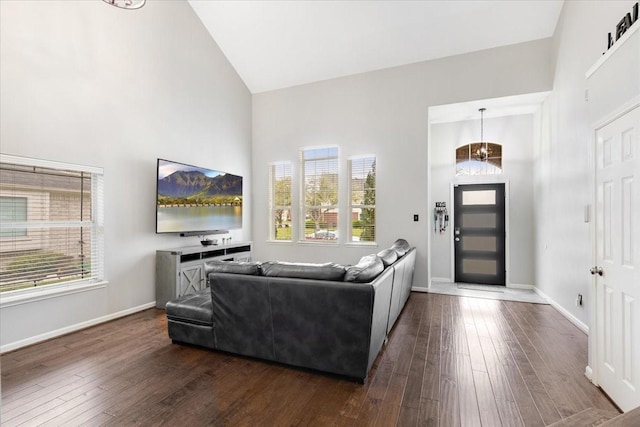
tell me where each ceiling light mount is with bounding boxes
[102,0,146,10]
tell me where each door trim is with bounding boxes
[588,97,640,389]
[449,180,510,286]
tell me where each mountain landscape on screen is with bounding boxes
[157,170,243,206]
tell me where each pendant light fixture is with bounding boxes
[474,107,489,161]
[102,0,146,10]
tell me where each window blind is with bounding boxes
[0,156,104,293]
[301,147,339,241]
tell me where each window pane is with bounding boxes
[462,259,497,275]
[0,226,93,292]
[462,236,497,252]
[303,209,338,240]
[0,158,104,293]
[461,213,496,228]
[0,196,27,237]
[462,190,496,205]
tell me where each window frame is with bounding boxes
[299,146,340,244]
[0,154,105,301]
[348,155,377,245]
[268,161,293,242]
[455,142,503,176]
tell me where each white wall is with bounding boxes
[430,114,536,287]
[0,1,252,350]
[252,39,553,289]
[534,0,634,329]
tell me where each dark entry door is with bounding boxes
[454,183,506,285]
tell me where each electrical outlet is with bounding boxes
[576,294,583,306]
[413,214,419,222]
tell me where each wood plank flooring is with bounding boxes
[1,292,620,426]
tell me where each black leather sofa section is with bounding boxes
[165,247,416,382]
[166,289,215,349]
[210,273,276,361]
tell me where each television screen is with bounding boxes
[156,159,243,234]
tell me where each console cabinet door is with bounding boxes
[156,243,252,309]
[178,264,204,296]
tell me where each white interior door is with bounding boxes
[594,105,640,412]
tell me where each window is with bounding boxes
[0,197,27,238]
[269,162,292,241]
[456,142,502,176]
[0,155,104,293]
[301,146,339,242]
[349,156,376,243]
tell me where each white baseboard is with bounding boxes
[534,287,589,334]
[508,283,533,290]
[430,277,451,285]
[0,301,156,354]
[411,286,429,293]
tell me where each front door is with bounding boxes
[454,183,506,285]
[594,105,640,411]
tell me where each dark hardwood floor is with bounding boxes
[1,292,619,426]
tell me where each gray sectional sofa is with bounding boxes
[165,239,416,382]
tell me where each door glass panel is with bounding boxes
[462,213,496,228]
[462,259,497,275]
[462,190,496,205]
[462,236,496,252]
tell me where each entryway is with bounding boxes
[453,183,506,286]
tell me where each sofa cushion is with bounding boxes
[260,261,346,281]
[344,254,384,283]
[204,259,261,276]
[165,289,213,326]
[391,238,411,257]
[210,273,275,361]
[377,248,398,268]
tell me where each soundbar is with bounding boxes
[179,230,228,237]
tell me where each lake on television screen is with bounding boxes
[157,205,242,233]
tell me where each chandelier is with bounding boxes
[473,108,489,161]
[102,0,146,10]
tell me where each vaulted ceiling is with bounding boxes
[188,0,564,94]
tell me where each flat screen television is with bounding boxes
[156,158,243,234]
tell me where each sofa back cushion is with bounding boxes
[391,238,411,257]
[269,278,374,379]
[204,260,261,276]
[377,248,398,268]
[260,261,346,281]
[210,274,275,361]
[344,254,384,283]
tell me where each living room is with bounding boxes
[1,0,639,424]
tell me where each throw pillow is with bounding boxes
[344,254,384,283]
[391,238,411,257]
[204,260,261,276]
[377,248,398,268]
[260,261,346,281]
